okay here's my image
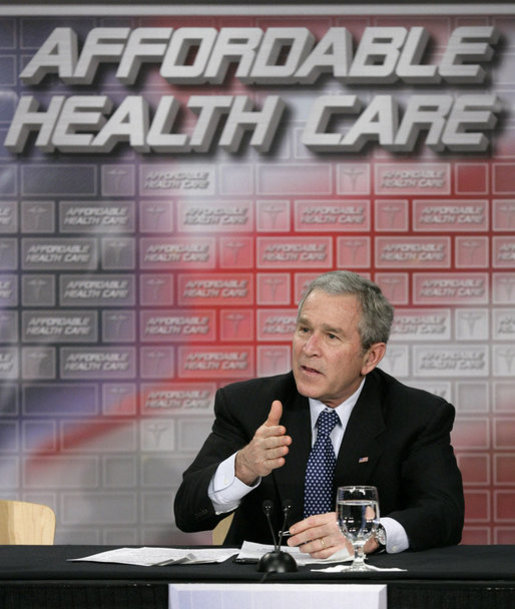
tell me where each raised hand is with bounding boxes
[235,400,292,485]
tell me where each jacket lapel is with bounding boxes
[272,390,311,522]
[334,371,386,486]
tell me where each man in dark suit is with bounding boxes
[174,271,464,557]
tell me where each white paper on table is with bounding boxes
[68,546,239,567]
[238,540,351,566]
[311,563,407,573]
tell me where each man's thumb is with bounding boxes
[266,400,283,426]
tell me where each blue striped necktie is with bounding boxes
[303,408,340,518]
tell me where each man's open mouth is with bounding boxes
[301,365,322,375]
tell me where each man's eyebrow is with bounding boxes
[321,323,345,335]
[297,317,344,335]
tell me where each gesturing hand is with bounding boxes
[235,400,292,485]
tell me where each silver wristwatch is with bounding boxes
[375,523,387,549]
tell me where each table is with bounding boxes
[0,545,513,609]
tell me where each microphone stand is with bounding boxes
[257,500,298,573]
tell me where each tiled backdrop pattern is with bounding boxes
[0,12,514,546]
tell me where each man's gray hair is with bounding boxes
[297,271,394,350]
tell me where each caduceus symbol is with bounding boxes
[145,277,167,302]
[224,241,246,265]
[499,276,515,301]
[27,205,47,230]
[380,276,402,300]
[498,347,515,373]
[460,240,482,264]
[107,240,129,266]
[106,167,129,192]
[105,385,131,414]
[383,348,403,373]
[26,350,50,377]
[107,313,129,338]
[460,311,483,335]
[499,202,515,228]
[340,239,366,264]
[381,205,402,228]
[144,205,168,230]
[262,348,288,371]
[146,350,169,375]
[261,204,286,229]
[341,166,366,191]
[27,277,49,302]
[225,313,247,337]
[146,422,171,447]
[264,276,285,301]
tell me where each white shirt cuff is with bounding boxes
[208,453,260,514]
[381,516,410,554]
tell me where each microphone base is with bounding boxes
[257,550,298,573]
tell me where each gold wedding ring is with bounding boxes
[320,537,326,549]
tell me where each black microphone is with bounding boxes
[257,499,297,573]
[277,498,293,549]
[262,499,277,549]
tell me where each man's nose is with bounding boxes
[303,333,320,354]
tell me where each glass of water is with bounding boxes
[336,485,380,571]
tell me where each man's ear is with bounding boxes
[361,342,387,375]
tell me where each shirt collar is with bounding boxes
[308,377,366,430]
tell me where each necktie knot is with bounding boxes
[316,409,339,437]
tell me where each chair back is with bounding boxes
[0,499,56,544]
[212,513,234,545]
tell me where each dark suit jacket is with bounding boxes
[174,368,464,550]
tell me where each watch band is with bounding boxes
[375,523,387,549]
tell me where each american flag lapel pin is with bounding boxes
[359,456,369,464]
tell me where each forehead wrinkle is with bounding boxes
[298,313,345,337]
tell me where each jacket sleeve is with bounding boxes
[173,385,255,533]
[388,398,465,550]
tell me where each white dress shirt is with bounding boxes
[207,378,409,553]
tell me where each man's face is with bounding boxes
[292,290,380,408]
